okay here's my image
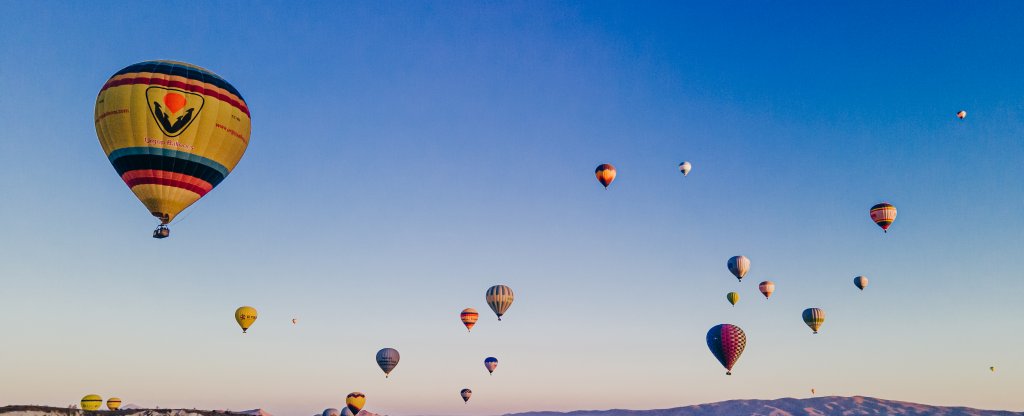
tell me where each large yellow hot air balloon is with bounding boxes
[81,394,102,411]
[235,306,258,333]
[107,397,122,410]
[94,60,251,238]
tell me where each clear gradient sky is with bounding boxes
[2,1,1024,415]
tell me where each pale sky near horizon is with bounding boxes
[1,1,1023,415]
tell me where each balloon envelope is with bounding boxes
[376,347,400,377]
[322,409,340,416]
[759,281,775,298]
[461,308,479,331]
[727,256,750,281]
[81,395,102,411]
[727,292,739,306]
[679,161,692,176]
[595,164,616,188]
[485,357,499,374]
[340,408,354,416]
[486,285,514,321]
[854,276,868,291]
[957,110,967,119]
[706,324,746,375]
[803,308,826,334]
[235,306,258,333]
[107,398,122,411]
[94,61,251,228]
[346,392,365,415]
[870,203,897,232]
[461,388,472,403]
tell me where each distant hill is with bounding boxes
[505,396,1024,416]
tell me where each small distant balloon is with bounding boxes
[870,203,897,233]
[292,318,298,325]
[235,306,258,333]
[679,161,692,177]
[595,164,616,188]
[81,395,102,411]
[340,408,354,416]
[727,292,739,306]
[107,398,122,411]
[485,357,499,375]
[957,110,967,119]
[461,308,479,331]
[990,366,996,372]
[727,256,750,281]
[811,388,816,395]
[706,324,746,375]
[854,276,868,291]
[758,281,775,299]
[461,388,472,403]
[346,392,365,415]
[802,308,826,334]
[376,348,400,378]
[322,409,340,416]
[486,285,514,321]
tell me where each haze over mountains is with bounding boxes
[504,396,1024,416]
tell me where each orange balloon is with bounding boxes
[595,164,616,188]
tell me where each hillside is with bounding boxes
[505,396,1024,416]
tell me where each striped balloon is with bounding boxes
[484,357,499,374]
[94,61,251,236]
[727,256,750,281]
[679,161,692,176]
[345,392,365,415]
[759,281,775,299]
[595,164,616,188]
[376,348,400,378]
[853,276,868,291]
[726,292,739,306]
[461,388,472,403]
[870,203,897,233]
[706,324,746,375]
[802,308,826,334]
[460,308,479,331]
[486,285,514,321]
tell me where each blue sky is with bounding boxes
[1,1,1023,415]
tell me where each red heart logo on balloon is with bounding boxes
[164,93,187,114]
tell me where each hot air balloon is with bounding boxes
[235,306,257,333]
[727,256,750,281]
[957,110,967,119]
[94,60,251,238]
[595,164,616,188]
[461,308,479,331]
[811,388,816,395]
[486,285,514,321]
[854,276,868,291]
[461,388,472,403]
[81,395,102,411]
[706,324,746,375]
[346,392,365,415]
[726,292,739,306]
[376,347,400,378]
[679,161,692,177]
[107,397,122,410]
[758,281,775,299]
[803,308,826,334]
[485,357,498,375]
[870,203,897,233]
[322,409,340,416]
[991,366,996,372]
[340,408,354,416]
[292,318,298,325]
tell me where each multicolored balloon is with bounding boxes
[461,308,479,331]
[235,306,257,333]
[853,276,868,291]
[81,395,102,411]
[292,318,298,325]
[706,324,746,375]
[679,161,692,176]
[346,392,365,415]
[595,164,616,188]
[486,285,514,321]
[802,308,826,334]
[726,292,739,306]
[727,256,750,281]
[94,61,251,238]
[485,357,499,375]
[758,281,775,299]
[870,203,897,233]
[107,398,122,411]
[340,408,354,416]
[376,348,400,378]
[322,409,340,416]
[461,388,472,403]
[957,110,967,119]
